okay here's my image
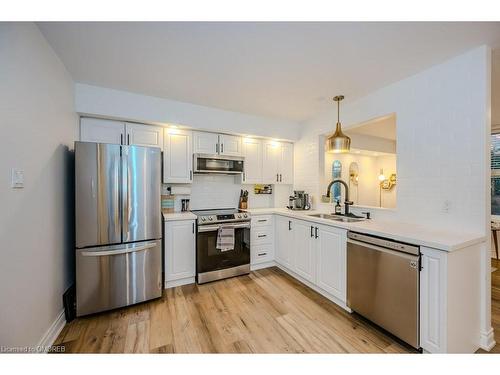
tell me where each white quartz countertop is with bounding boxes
[245,208,485,252]
[162,211,197,221]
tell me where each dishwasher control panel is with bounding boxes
[348,231,420,256]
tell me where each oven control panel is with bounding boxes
[198,212,250,224]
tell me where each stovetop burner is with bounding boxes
[192,208,250,225]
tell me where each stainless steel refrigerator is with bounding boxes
[75,142,162,316]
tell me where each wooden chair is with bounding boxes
[491,221,500,260]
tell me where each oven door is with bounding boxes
[196,222,251,282]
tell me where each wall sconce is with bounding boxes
[378,169,397,207]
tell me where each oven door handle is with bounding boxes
[198,222,251,232]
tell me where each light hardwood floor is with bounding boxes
[54,267,418,353]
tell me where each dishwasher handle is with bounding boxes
[347,231,419,256]
[347,237,420,263]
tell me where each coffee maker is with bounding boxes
[287,190,311,210]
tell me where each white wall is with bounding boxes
[0,23,77,346]
[324,152,396,208]
[296,46,490,233]
[295,45,492,348]
[75,83,301,141]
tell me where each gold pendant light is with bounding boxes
[326,95,351,153]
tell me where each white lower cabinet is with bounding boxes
[315,224,346,302]
[274,216,347,304]
[164,219,196,287]
[420,247,446,353]
[250,215,275,267]
[293,220,316,284]
[275,215,295,269]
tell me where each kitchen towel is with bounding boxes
[216,226,235,252]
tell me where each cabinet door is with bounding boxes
[262,141,280,184]
[241,138,262,184]
[193,131,219,154]
[294,220,316,283]
[219,134,242,156]
[279,142,294,184]
[165,220,196,282]
[80,117,125,144]
[275,216,294,269]
[163,129,193,184]
[420,248,446,353]
[125,123,163,148]
[316,225,346,302]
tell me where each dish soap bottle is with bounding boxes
[335,200,342,215]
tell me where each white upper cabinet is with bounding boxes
[80,117,163,147]
[125,122,163,148]
[241,138,263,184]
[262,141,281,184]
[279,142,294,184]
[262,141,293,184]
[163,129,193,184]
[219,134,242,156]
[193,131,219,154]
[80,117,125,144]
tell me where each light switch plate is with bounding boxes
[11,168,24,188]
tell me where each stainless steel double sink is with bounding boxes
[307,213,365,223]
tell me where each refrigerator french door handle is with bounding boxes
[81,242,158,257]
[91,178,96,199]
[122,146,130,241]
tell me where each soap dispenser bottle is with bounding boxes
[335,200,342,215]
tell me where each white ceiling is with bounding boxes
[346,114,396,140]
[38,22,500,122]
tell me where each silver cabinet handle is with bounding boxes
[258,234,267,238]
[81,242,157,257]
[127,134,130,145]
[257,252,267,256]
[280,174,282,182]
[216,143,219,154]
[221,143,224,153]
[276,173,279,182]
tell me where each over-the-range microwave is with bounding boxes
[193,153,245,175]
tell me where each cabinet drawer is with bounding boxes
[251,215,273,227]
[251,245,274,265]
[251,227,274,244]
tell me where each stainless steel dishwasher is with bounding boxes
[347,231,420,349]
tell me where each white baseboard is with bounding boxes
[165,276,195,289]
[275,263,351,313]
[250,261,276,271]
[37,309,66,352]
[479,327,496,351]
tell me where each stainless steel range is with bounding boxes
[193,208,251,284]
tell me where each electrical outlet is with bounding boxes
[11,168,24,188]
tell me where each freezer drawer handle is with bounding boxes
[81,242,157,257]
